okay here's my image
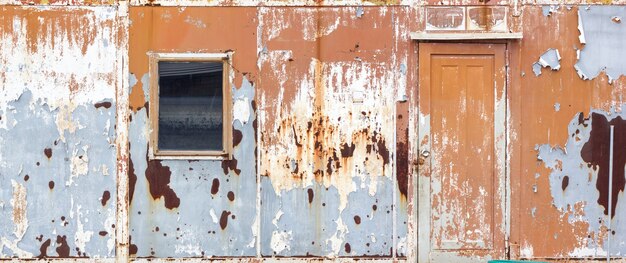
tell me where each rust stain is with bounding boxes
[227,191,235,201]
[145,159,180,210]
[219,210,231,230]
[99,231,108,236]
[354,215,361,224]
[340,142,355,158]
[94,101,112,109]
[129,236,138,255]
[307,188,314,204]
[101,190,111,206]
[211,178,220,195]
[221,157,241,175]
[561,176,569,191]
[38,239,51,259]
[55,235,70,257]
[233,128,243,147]
[344,243,351,253]
[581,113,626,219]
[48,181,54,190]
[396,128,409,198]
[128,151,137,204]
[44,148,52,159]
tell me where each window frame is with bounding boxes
[148,52,232,160]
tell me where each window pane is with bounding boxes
[157,61,223,151]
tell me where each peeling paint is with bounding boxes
[533,48,561,76]
[575,6,626,82]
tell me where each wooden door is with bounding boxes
[417,43,507,262]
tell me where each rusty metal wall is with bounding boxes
[2,0,626,262]
[0,6,126,258]
[514,5,626,260]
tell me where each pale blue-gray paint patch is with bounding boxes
[0,90,117,258]
[575,6,626,82]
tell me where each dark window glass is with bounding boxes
[157,61,223,151]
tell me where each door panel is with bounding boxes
[418,43,506,261]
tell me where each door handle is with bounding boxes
[413,149,430,167]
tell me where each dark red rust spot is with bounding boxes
[145,159,180,210]
[292,125,302,148]
[221,158,241,175]
[326,157,334,176]
[376,138,390,165]
[354,215,361,224]
[340,143,356,158]
[227,191,235,201]
[128,151,137,204]
[233,128,243,147]
[372,204,377,211]
[55,235,70,257]
[44,148,52,159]
[211,178,220,195]
[99,231,107,236]
[38,239,51,258]
[94,101,112,109]
[344,243,351,253]
[48,181,54,189]
[220,210,231,230]
[581,113,626,219]
[129,236,138,255]
[101,190,111,206]
[396,128,409,197]
[307,188,314,204]
[24,175,29,181]
[253,119,258,142]
[144,101,149,117]
[562,176,569,191]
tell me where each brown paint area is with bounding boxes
[145,159,180,210]
[55,235,70,257]
[219,210,231,230]
[128,7,259,112]
[94,101,112,109]
[0,8,107,57]
[211,178,220,195]
[101,190,111,206]
[38,239,51,258]
[581,113,626,219]
[44,148,52,159]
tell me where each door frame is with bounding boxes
[415,42,510,262]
